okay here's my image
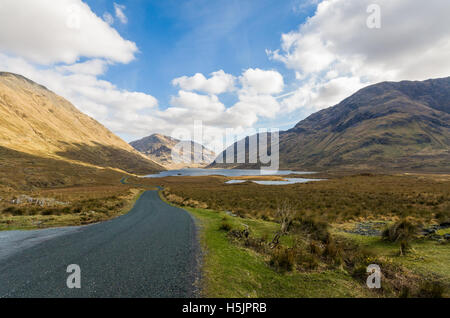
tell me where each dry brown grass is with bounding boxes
[144,174,450,224]
[0,184,142,230]
[0,72,162,175]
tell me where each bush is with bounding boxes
[219,219,232,232]
[3,206,26,216]
[435,209,450,223]
[417,281,446,298]
[42,209,56,216]
[382,219,419,242]
[295,216,330,242]
[243,236,267,253]
[382,219,419,254]
[269,247,295,272]
[296,250,319,271]
[323,238,344,266]
[351,264,369,283]
[308,241,323,256]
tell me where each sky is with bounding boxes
[1,0,449,153]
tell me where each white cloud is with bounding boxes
[228,94,280,126]
[172,70,236,95]
[56,59,108,76]
[169,68,284,130]
[103,12,115,25]
[0,0,284,150]
[270,0,450,112]
[0,0,137,65]
[281,76,365,112]
[114,3,128,24]
[0,53,158,120]
[240,68,284,95]
[0,48,284,150]
[169,91,226,123]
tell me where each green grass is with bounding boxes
[437,228,450,236]
[185,206,371,298]
[336,231,450,295]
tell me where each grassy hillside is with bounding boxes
[211,77,450,172]
[0,72,163,175]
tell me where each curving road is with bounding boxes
[0,190,200,298]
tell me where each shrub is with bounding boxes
[296,250,319,271]
[417,281,445,298]
[243,236,267,253]
[269,247,295,272]
[308,241,323,256]
[351,264,369,283]
[219,219,232,232]
[295,216,330,242]
[3,206,26,216]
[435,209,450,223]
[382,219,419,254]
[323,238,344,266]
[42,209,56,216]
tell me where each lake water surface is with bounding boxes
[226,178,324,185]
[144,168,314,178]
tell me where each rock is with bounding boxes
[225,210,237,217]
[444,234,450,241]
[430,234,442,241]
[345,221,385,236]
[422,228,436,235]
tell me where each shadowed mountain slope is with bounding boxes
[210,77,450,172]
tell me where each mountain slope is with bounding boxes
[130,133,216,169]
[211,77,450,171]
[0,72,163,176]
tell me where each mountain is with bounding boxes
[130,133,216,169]
[0,72,163,188]
[210,77,450,172]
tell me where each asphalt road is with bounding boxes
[0,190,200,298]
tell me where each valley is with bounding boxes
[0,73,448,298]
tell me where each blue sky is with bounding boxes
[85,0,314,119]
[1,0,448,149]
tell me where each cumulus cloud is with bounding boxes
[172,70,236,95]
[168,69,285,130]
[114,3,128,24]
[240,68,284,95]
[0,53,158,119]
[0,48,284,150]
[56,59,108,76]
[0,0,137,65]
[0,0,289,151]
[103,12,115,25]
[169,91,226,123]
[270,0,450,112]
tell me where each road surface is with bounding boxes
[0,190,200,298]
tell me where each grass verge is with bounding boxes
[165,196,371,297]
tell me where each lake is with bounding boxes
[225,178,325,185]
[144,168,314,178]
